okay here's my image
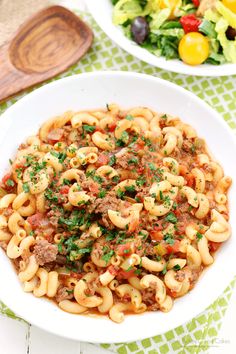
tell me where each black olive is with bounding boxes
[226,26,236,41]
[131,16,149,45]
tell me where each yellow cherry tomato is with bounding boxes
[178,32,210,66]
[222,0,236,14]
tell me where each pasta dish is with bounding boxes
[0,104,231,323]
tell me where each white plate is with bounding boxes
[0,72,236,343]
[87,0,236,77]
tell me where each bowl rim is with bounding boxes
[0,71,236,343]
[87,0,236,77]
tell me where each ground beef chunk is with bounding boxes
[88,191,121,214]
[116,152,137,170]
[47,209,62,228]
[55,286,73,303]
[176,267,201,284]
[55,254,67,265]
[33,239,58,266]
[182,139,195,154]
[141,288,159,311]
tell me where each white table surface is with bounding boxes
[0,1,236,353]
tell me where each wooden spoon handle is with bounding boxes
[0,44,24,103]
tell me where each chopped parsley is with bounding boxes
[148,162,157,171]
[161,264,167,275]
[98,189,107,198]
[164,233,175,245]
[63,178,71,186]
[82,125,96,133]
[136,175,146,187]
[93,175,104,184]
[50,151,67,164]
[125,185,136,193]
[59,210,92,231]
[6,179,14,187]
[165,212,178,224]
[173,264,181,271]
[45,189,59,203]
[125,115,134,121]
[22,183,30,193]
[116,188,125,199]
[108,155,116,166]
[134,268,142,275]
[105,229,119,241]
[128,157,138,165]
[196,232,203,240]
[102,249,115,264]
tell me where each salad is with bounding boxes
[111,0,236,66]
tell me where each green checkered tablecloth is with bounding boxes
[0,9,236,354]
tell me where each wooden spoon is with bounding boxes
[0,5,93,103]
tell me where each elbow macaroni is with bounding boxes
[0,105,231,323]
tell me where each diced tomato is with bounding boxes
[180,14,201,34]
[27,213,44,230]
[116,243,134,257]
[95,127,106,134]
[1,173,15,190]
[108,265,119,276]
[192,0,200,7]
[153,223,164,232]
[70,272,83,280]
[89,182,99,195]
[60,185,70,194]
[96,153,109,167]
[179,165,188,176]
[166,288,179,298]
[173,208,181,217]
[150,230,163,241]
[165,240,181,254]
[108,122,117,132]
[47,128,64,142]
[2,173,12,184]
[137,166,145,174]
[128,219,139,233]
[117,268,136,280]
[132,139,145,152]
[209,241,222,253]
[185,173,195,188]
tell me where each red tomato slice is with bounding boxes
[96,153,109,166]
[60,185,70,194]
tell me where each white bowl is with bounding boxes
[87,0,236,77]
[0,72,235,343]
